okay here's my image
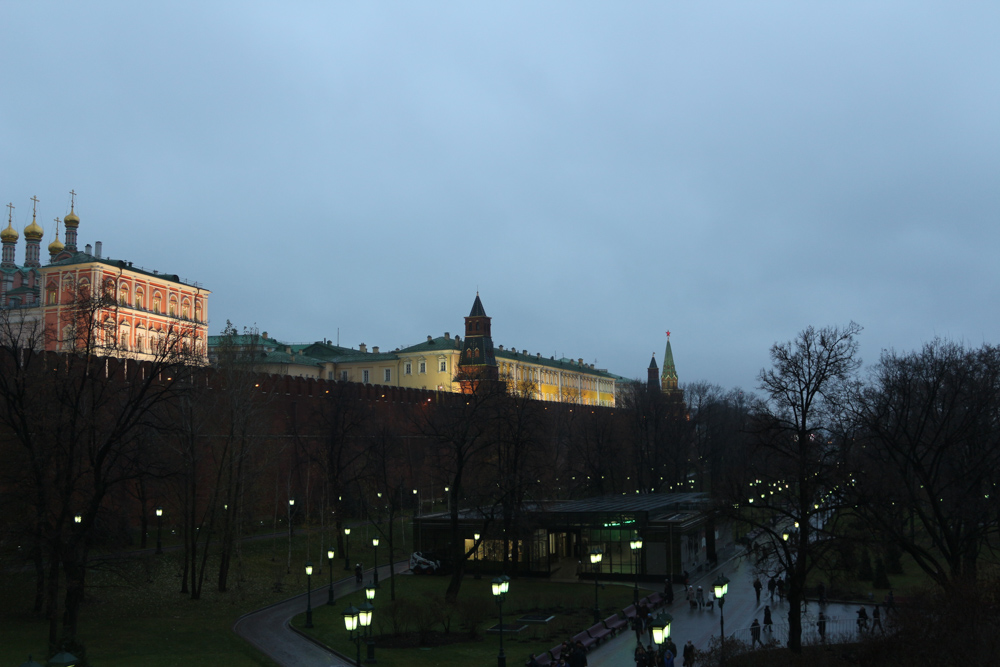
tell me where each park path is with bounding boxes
[233,561,410,667]
[588,558,865,666]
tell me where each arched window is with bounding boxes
[135,288,144,309]
[152,292,162,313]
[169,297,178,317]
[195,301,202,322]
[181,299,190,319]
[119,284,129,306]
[46,283,58,305]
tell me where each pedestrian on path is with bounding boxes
[355,563,363,584]
[776,578,785,601]
[695,586,704,609]
[634,644,647,666]
[817,612,827,643]
[763,605,772,632]
[753,577,762,604]
[750,619,762,647]
[767,577,776,599]
[872,604,883,633]
[662,648,675,667]
[665,637,677,660]
[682,640,695,666]
[856,606,869,633]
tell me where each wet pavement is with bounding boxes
[588,557,875,666]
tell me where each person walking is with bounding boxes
[776,578,785,601]
[767,577,776,600]
[750,619,762,647]
[695,585,705,609]
[354,563,363,584]
[665,637,677,660]
[753,577,762,604]
[872,604,883,633]
[856,606,869,633]
[682,640,695,666]
[817,612,827,643]
[632,614,644,645]
[662,648,675,667]
[763,605,773,632]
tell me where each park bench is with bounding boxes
[603,612,628,634]
[572,629,599,650]
[645,592,664,608]
[586,620,613,644]
[622,603,638,619]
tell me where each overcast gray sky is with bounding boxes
[3,2,998,391]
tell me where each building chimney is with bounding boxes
[537,353,541,358]
[444,332,450,340]
[523,350,528,355]
[94,241,102,258]
[578,358,583,365]
[85,244,92,255]
[359,343,367,353]
[498,345,504,351]
[427,335,433,342]
[372,346,379,354]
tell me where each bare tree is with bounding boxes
[852,339,1000,588]
[720,323,862,653]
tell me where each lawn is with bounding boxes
[291,574,642,667]
[0,521,409,667]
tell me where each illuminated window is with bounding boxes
[135,289,143,309]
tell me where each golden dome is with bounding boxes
[1,220,17,243]
[23,216,43,241]
[64,207,80,227]
[48,234,65,255]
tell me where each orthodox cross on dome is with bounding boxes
[69,189,77,207]
[6,202,13,222]
[30,195,39,217]
[53,217,61,235]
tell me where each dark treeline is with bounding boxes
[5,307,999,661]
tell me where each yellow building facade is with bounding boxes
[210,297,618,406]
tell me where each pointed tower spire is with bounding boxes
[458,292,498,390]
[647,352,659,391]
[661,330,679,393]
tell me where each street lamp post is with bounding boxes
[342,604,372,667]
[630,538,643,604]
[474,533,481,579]
[305,561,314,628]
[327,549,336,605]
[590,548,604,623]
[344,527,351,570]
[287,498,295,574]
[492,575,510,667]
[365,585,376,662]
[371,536,380,587]
[713,573,731,657]
[650,612,674,649]
[155,507,164,554]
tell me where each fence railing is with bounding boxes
[725,615,892,648]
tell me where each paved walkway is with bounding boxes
[588,558,867,666]
[233,561,409,667]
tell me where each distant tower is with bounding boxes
[647,353,659,391]
[1,203,18,269]
[23,196,44,268]
[63,190,80,252]
[661,330,679,394]
[458,292,499,390]
[48,218,65,261]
